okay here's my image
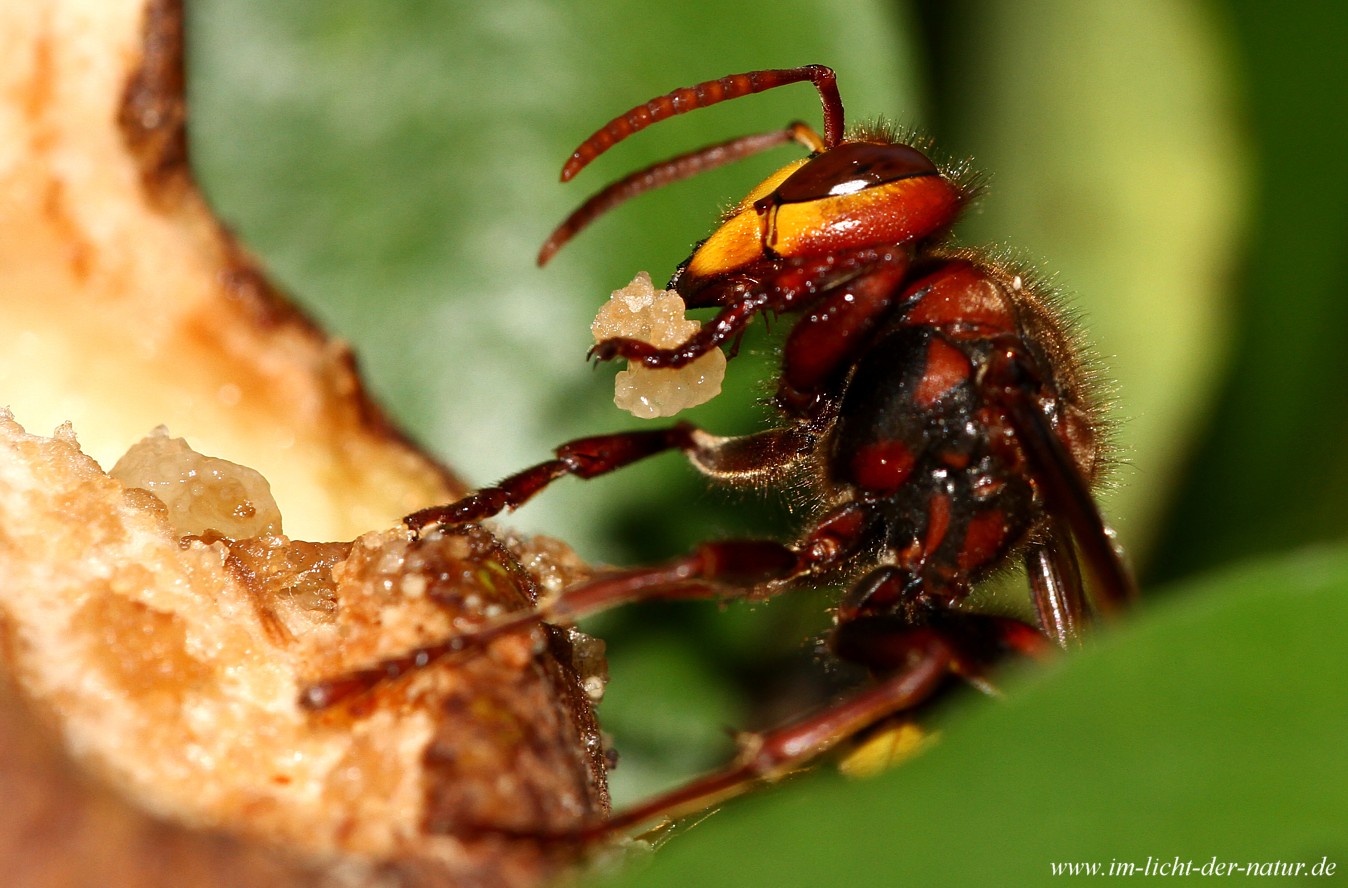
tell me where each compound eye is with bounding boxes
[772,142,938,205]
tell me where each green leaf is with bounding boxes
[600,545,1348,887]
[1150,1,1348,579]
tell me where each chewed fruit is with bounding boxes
[591,272,726,419]
[110,427,283,538]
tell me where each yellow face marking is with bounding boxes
[684,158,808,280]
[686,174,936,281]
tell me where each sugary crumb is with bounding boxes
[591,272,727,419]
[110,428,283,538]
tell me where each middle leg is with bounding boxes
[405,421,819,531]
[302,501,879,709]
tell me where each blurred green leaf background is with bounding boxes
[186,0,1347,883]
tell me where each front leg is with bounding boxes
[588,291,769,368]
[592,247,913,369]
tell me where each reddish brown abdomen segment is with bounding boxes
[829,259,1089,585]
